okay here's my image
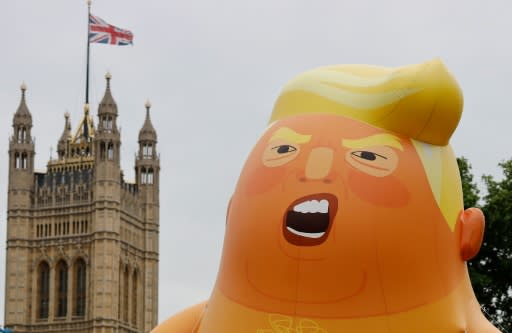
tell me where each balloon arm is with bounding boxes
[151,301,207,333]
[459,208,485,261]
[464,281,503,333]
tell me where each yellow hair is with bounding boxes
[270,58,463,146]
[269,59,464,229]
[412,141,463,230]
[342,134,404,152]
[269,127,311,144]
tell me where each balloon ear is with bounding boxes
[459,208,485,261]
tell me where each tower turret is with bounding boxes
[5,83,36,327]
[8,83,35,198]
[90,72,123,323]
[12,82,33,137]
[135,100,159,186]
[56,112,71,159]
[94,72,121,165]
[135,100,160,329]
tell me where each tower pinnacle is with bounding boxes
[138,100,157,142]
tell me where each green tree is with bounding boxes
[458,157,512,332]
[457,157,480,208]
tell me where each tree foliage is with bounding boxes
[457,157,480,209]
[458,157,512,332]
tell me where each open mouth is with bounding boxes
[283,193,338,246]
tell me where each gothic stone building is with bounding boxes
[4,74,160,333]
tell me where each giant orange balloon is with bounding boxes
[152,59,500,333]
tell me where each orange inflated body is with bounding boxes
[152,60,499,333]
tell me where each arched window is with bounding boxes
[143,144,153,159]
[140,168,147,184]
[132,270,138,326]
[37,261,50,319]
[99,142,106,160]
[123,266,129,322]
[107,143,114,160]
[14,153,20,169]
[55,260,68,317]
[21,153,28,169]
[74,258,86,316]
[147,169,154,184]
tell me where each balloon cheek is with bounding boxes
[347,169,410,207]
[240,165,287,196]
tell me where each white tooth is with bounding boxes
[287,227,325,239]
[293,199,329,214]
[305,200,315,213]
[319,199,329,213]
[293,200,311,213]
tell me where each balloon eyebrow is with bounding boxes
[342,134,403,151]
[269,127,311,144]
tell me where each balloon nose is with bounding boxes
[304,147,334,180]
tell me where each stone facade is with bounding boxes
[4,75,160,333]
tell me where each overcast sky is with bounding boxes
[1,0,511,327]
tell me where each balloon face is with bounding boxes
[217,113,464,318]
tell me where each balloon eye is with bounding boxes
[263,142,300,167]
[351,151,386,161]
[346,147,398,177]
[274,145,297,154]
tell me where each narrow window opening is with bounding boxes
[100,142,106,160]
[143,144,153,159]
[74,259,86,316]
[15,153,20,169]
[107,143,114,160]
[21,153,28,169]
[56,261,68,317]
[140,168,147,184]
[147,169,154,184]
[38,262,50,319]
[132,270,138,326]
[123,267,129,322]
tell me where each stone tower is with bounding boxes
[3,75,160,333]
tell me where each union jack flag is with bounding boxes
[89,14,133,45]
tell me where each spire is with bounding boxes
[98,71,118,116]
[138,100,157,142]
[71,104,95,144]
[13,82,33,126]
[57,112,72,154]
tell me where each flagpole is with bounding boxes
[85,0,92,105]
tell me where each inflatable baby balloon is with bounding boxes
[153,59,501,333]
